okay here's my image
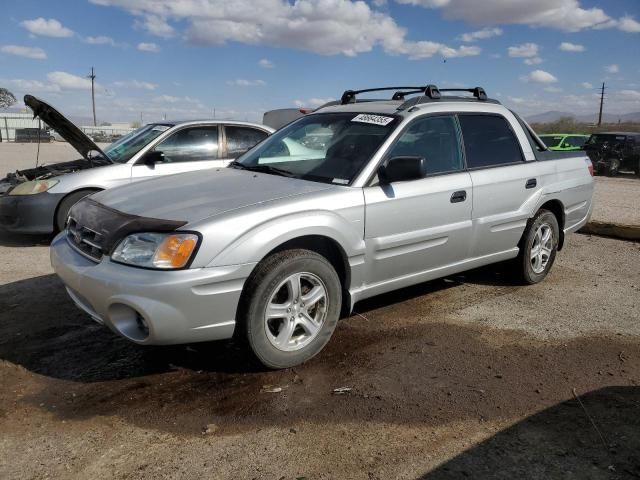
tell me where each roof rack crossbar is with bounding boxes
[439,87,487,100]
[341,85,441,104]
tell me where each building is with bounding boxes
[0,112,44,142]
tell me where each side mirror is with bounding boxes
[378,156,427,184]
[143,150,165,166]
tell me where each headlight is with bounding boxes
[9,179,59,195]
[111,232,199,269]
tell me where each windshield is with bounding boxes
[233,112,397,184]
[587,134,627,145]
[539,135,563,147]
[103,124,172,163]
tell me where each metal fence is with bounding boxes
[0,115,134,144]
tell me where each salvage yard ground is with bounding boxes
[1,143,639,479]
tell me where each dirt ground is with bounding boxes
[1,230,639,479]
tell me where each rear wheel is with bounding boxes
[54,189,99,232]
[514,209,559,285]
[238,249,342,369]
[605,158,620,177]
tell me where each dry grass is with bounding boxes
[531,117,640,135]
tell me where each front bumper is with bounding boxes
[50,233,256,345]
[0,191,63,234]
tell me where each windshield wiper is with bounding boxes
[230,163,296,178]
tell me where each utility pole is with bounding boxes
[597,82,605,126]
[88,67,97,126]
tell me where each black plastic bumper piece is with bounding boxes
[0,192,64,234]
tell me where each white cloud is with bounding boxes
[85,35,120,46]
[458,27,502,42]
[0,78,61,94]
[20,18,74,38]
[47,71,99,90]
[524,70,558,84]
[605,64,619,74]
[153,95,181,103]
[395,0,624,33]
[617,90,640,101]
[508,43,539,58]
[113,80,157,90]
[559,42,585,52]
[617,16,640,33]
[581,82,593,89]
[294,97,336,108]
[226,79,266,87]
[135,15,175,38]
[137,42,160,52]
[524,57,543,65]
[89,0,480,60]
[0,45,47,60]
[258,58,274,69]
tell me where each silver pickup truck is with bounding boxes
[50,85,594,369]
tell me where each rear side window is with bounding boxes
[225,126,269,159]
[458,114,523,168]
[154,126,219,163]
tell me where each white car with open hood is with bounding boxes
[0,95,273,234]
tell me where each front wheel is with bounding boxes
[55,189,99,232]
[514,209,559,285]
[238,249,342,369]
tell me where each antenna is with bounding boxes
[88,67,97,126]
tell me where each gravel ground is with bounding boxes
[0,142,109,174]
[591,175,640,227]
[1,231,639,479]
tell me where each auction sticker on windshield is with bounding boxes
[152,125,170,132]
[351,114,394,126]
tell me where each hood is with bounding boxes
[91,167,336,225]
[24,95,109,162]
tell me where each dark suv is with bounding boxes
[584,132,640,176]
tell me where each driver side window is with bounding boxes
[153,126,219,163]
[386,115,463,176]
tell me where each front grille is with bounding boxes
[66,217,104,262]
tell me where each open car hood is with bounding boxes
[24,95,110,162]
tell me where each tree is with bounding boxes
[0,88,17,109]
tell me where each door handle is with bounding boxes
[525,178,537,189]
[450,190,467,203]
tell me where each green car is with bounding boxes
[538,133,590,151]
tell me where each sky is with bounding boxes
[1,0,639,124]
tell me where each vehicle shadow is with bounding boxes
[0,264,518,384]
[420,386,640,479]
[0,231,52,247]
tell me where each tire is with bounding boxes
[54,189,99,232]
[605,158,620,177]
[514,209,560,285]
[237,249,342,369]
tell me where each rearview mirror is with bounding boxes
[378,156,426,184]
[143,150,165,166]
